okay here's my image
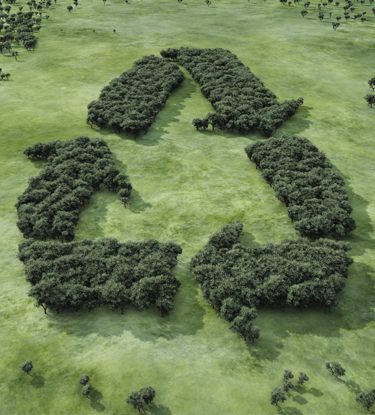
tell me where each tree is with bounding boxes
[139,387,156,406]
[355,389,375,412]
[332,21,340,29]
[368,77,375,91]
[283,379,294,393]
[228,306,260,342]
[270,386,287,407]
[283,370,294,381]
[318,11,324,20]
[336,15,342,20]
[335,1,340,5]
[82,384,91,398]
[79,374,90,385]
[364,93,375,108]
[67,5,73,12]
[12,51,18,60]
[126,391,144,412]
[361,17,366,23]
[205,0,212,5]
[298,372,309,386]
[113,29,116,33]
[326,362,346,377]
[301,9,308,16]
[19,360,33,375]
[46,15,50,19]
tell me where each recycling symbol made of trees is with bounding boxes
[16,48,354,343]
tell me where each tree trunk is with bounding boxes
[41,304,47,314]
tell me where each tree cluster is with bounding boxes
[364,76,375,107]
[19,237,182,316]
[245,134,356,239]
[0,67,10,80]
[160,47,303,136]
[16,136,132,241]
[126,387,156,412]
[270,370,308,407]
[190,221,353,317]
[87,55,184,138]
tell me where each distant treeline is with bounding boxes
[87,55,184,138]
[16,136,131,241]
[190,221,353,316]
[161,47,303,136]
[19,237,182,316]
[245,135,356,239]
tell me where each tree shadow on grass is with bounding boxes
[95,77,198,147]
[277,405,303,415]
[145,403,173,415]
[90,387,106,412]
[336,377,362,395]
[30,374,45,389]
[294,385,324,398]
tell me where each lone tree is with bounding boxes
[368,77,375,91]
[19,360,33,375]
[139,387,156,406]
[355,389,375,412]
[326,362,346,377]
[364,93,375,108]
[79,374,90,385]
[67,5,73,12]
[126,390,145,412]
[301,9,308,16]
[298,372,309,386]
[82,384,91,398]
[270,386,287,407]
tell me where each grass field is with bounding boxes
[1,0,375,413]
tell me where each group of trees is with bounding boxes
[126,387,156,412]
[190,221,353,332]
[19,236,182,316]
[364,76,375,107]
[79,374,91,398]
[245,135,356,239]
[270,370,309,406]
[0,0,49,57]
[86,55,184,138]
[16,136,132,241]
[160,47,303,136]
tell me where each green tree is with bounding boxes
[67,5,73,12]
[364,93,375,108]
[298,372,309,386]
[228,306,260,342]
[19,360,33,375]
[82,384,91,398]
[355,389,375,412]
[326,362,345,377]
[139,387,156,406]
[79,374,90,385]
[301,9,308,16]
[126,390,144,412]
[270,386,287,407]
[368,77,375,91]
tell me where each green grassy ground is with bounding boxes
[1,0,375,413]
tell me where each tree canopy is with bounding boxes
[16,136,132,241]
[245,135,356,239]
[19,237,182,316]
[160,47,303,136]
[190,221,353,317]
[87,55,184,138]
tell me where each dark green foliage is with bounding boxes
[19,360,33,375]
[126,390,144,412]
[364,93,375,108]
[79,374,89,385]
[16,136,132,241]
[161,47,303,136]
[283,370,294,381]
[355,388,375,411]
[19,237,182,316]
[139,386,156,406]
[283,370,294,393]
[270,386,287,406]
[245,135,356,239]
[87,55,184,138]
[326,362,346,377]
[228,306,259,342]
[82,384,91,398]
[298,372,309,385]
[190,221,353,316]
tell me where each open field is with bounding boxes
[1,0,375,413]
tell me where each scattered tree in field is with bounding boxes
[270,387,287,407]
[301,9,308,15]
[326,362,346,377]
[336,15,342,20]
[12,51,18,60]
[319,11,324,19]
[73,0,78,6]
[19,360,33,375]
[298,372,309,386]
[126,390,145,412]
[284,370,294,381]
[368,77,375,91]
[335,1,340,5]
[323,2,327,6]
[139,387,156,406]
[329,11,332,16]
[304,1,311,7]
[361,16,366,21]
[46,15,49,19]
[82,384,91,398]
[283,370,294,393]
[79,374,90,385]
[355,389,375,412]
[332,22,340,29]
[113,29,116,33]
[205,0,212,5]
[67,5,73,12]
[364,93,375,107]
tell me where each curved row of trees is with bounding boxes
[190,221,353,332]
[16,136,132,241]
[160,47,303,136]
[19,237,182,316]
[86,55,185,138]
[245,134,356,239]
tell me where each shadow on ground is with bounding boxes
[30,374,45,389]
[90,386,106,412]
